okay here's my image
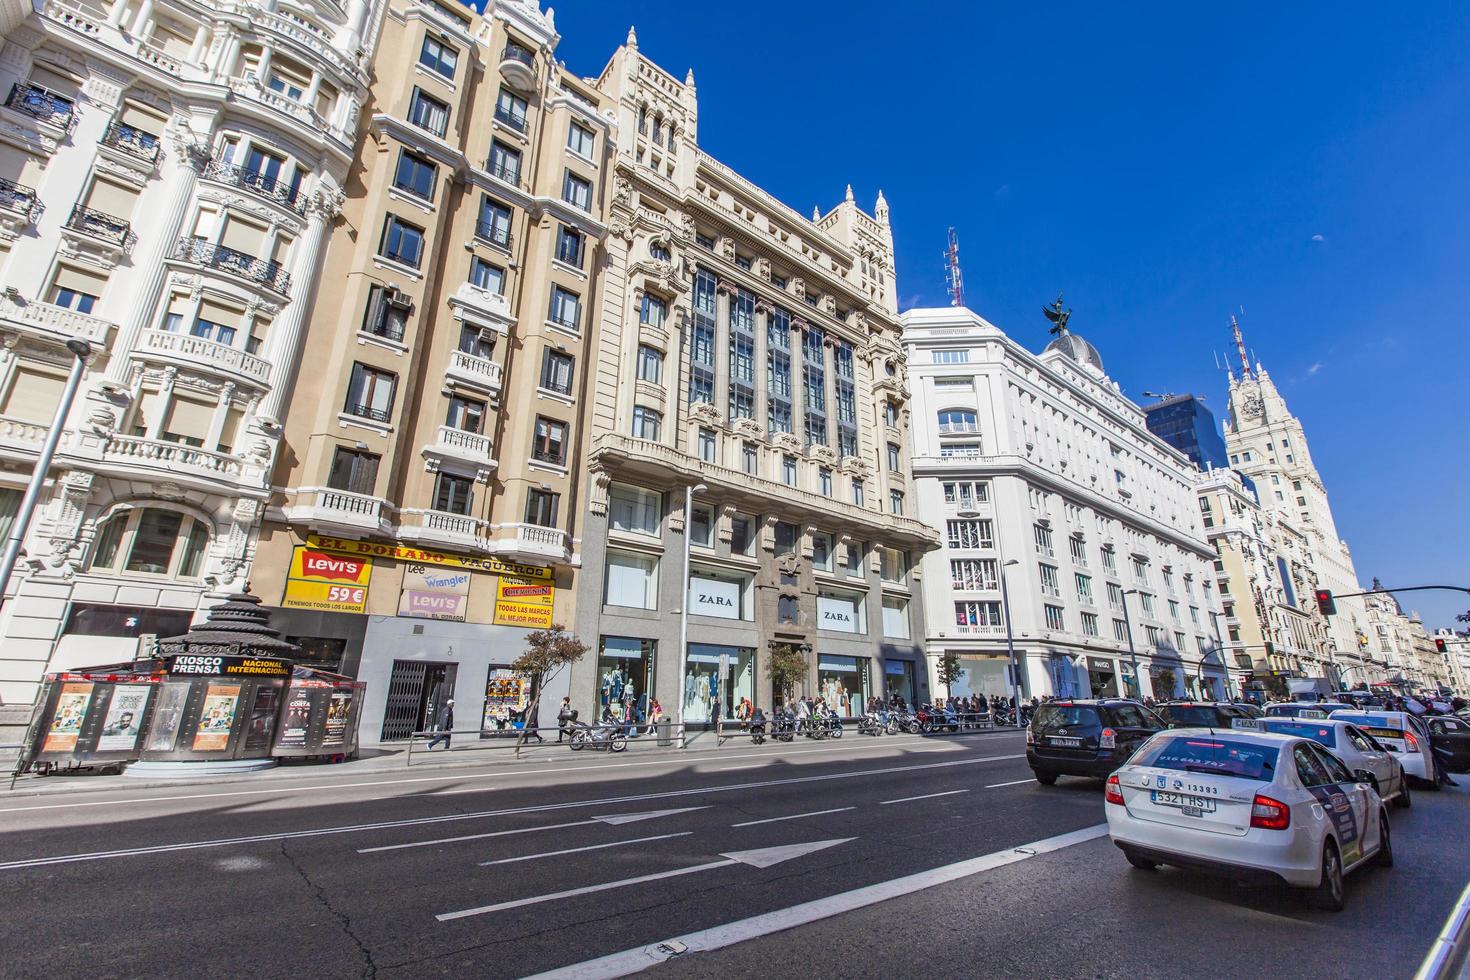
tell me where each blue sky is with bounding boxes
[549,2,1470,630]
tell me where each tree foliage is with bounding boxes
[1152,667,1178,699]
[936,652,966,698]
[511,625,588,754]
[765,644,807,706]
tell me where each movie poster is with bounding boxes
[192,682,241,751]
[480,670,528,733]
[145,681,191,752]
[322,690,351,746]
[277,689,313,749]
[42,682,94,753]
[96,684,152,752]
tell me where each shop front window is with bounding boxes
[817,655,869,717]
[683,643,754,725]
[884,659,915,705]
[597,636,655,724]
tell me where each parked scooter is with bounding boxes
[749,709,767,746]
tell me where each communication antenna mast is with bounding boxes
[944,227,965,308]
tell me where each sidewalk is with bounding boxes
[3,725,1025,800]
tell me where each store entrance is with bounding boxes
[380,661,457,741]
[1087,657,1119,698]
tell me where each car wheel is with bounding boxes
[1124,851,1159,871]
[1308,840,1345,912]
[1375,810,1393,868]
[1395,779,1411,809]
[1033,770,1058,786]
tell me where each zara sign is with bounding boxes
[689,576,743,620]
[817,594,863,634]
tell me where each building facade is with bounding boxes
[0,0,375,735]
[246,0,614,742]
[567,31,937,727]
[905,307,1227,702]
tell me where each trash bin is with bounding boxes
[657,719,674,746]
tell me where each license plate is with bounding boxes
[1151,790,1217,813]
[1049,736,1081,747]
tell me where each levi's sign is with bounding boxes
[283,545,372,613]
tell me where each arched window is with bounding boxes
[90,508,211,579]
[937,409,978,434]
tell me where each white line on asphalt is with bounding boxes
[0,737,1012,813]
[731,808,854,828]
[878,790,969,805]
[711,764,765,772]
[0,754,1024,871]
[478,832,692,866]
[983,779,1036,789]
[523,823,1109,980]
[356,807,706,854]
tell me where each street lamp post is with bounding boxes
[1121,588,1143,699]
[0,338,91,608]
[999,558,1022,727]
[675,482,707,745]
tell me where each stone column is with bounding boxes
[106,0,129,28]
[753,299,771,436]
[128,0,152,36]
[205,381,236,449]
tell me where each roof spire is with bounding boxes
[684,67,695,87]
[844,183,854,203]
[812,205,821,221]
[875,189,889,224]
[626,25,638,48]
[1231,314,1251,378]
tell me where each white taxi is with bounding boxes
[1106,728,1391,910]
[1332,711,1437,786]
[1256,717,1410,809]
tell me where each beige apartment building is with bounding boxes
[250,0,613,741]
[566,31,938,728]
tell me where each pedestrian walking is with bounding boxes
[426,699,455,751]
[647,697,663,736]
[556,697,574,742]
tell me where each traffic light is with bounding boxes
[1436,638,1449,654]
[1314,588,1336,616]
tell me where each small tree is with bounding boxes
[765,644,807,707]
[510,624,588,755]
[936,653,965,699]
[1152,667,1177,700]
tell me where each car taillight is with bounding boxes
[1106,774,1124,805]
[1025,726,1034,745]
[1100,727,1117,749]
[1250,794,1291,830]
[1404,729,1419,750]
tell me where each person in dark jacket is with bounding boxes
[427,699,455,750]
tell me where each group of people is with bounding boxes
[554,696,666,741]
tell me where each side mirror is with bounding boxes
[1353,769,1374,785]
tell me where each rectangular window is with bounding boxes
[409,88,448,136]
[532,416,568,465]
[766,306,792,433]
[567,122,595,158]
[731,514,755,556]
[640,293,668,328]
[889,490,904,515]
[562,170,592,211]
[1044,605,1065,631]
[852,480,864,507]
[605,551,657,609]
[494,87,527,131]
[525,488,559,527]
[882,597,910,639]
[782,455,797,486]
[819,468,832,497]
[549,286,581,331]
[774,521,799,556]
[445,395,484,433]
[1081,612,1100,637]
[540,349,574,394]
[433,473,474,515]
[1075,573,1093,604]
[690,506,715,548]
[488,141,522,185]
[933,349,969,364]
[1069,535,1088,567]
[631,406,661,440]
[879,547,908,584]
[609,485,661,535]
[1034,524,1054,556]
[419,35,458,79]
[477,197,512,247]
[1168,599,1181,622]
[887,443,901,471]
[469,257,505,294]
[742,443,757,475]
[697,427,716,463]
[954,601,1003,628]
[379,215,425,267]
[344,363,395,421]
[327,447,379,494]
[1039,563,1060,597]
[946,519,994,550]
[393,150,436,199]
[811,531,834,572]
[846,541,864,576]
[802,326,828,448]
[1140,593,1155,617]
[555,225,584,268]
[951,558,998,591]
[636,345,663,384]
[1102,547,1117,573]
[1113,619,1129,642]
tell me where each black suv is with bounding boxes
[1155,701,1261,729]
[1027,699,1165,784]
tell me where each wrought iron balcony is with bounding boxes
[498,43,536,93]
[198,160,306,214]
[100,122,160,162]
[474,219,512,251]
[493,104,526,133]
[0,178,40,220]
[502,43,535,68]
[486,160,521,187]
[66,205,132,246]
[175,236,291,294]
[5,83,73,128]
[343,402,391,424]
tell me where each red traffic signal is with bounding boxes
[1314,588,1337,616]
[1436,638,1449,654]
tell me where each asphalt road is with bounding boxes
[0,731,1464,979]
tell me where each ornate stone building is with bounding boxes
[0,0,372,731]
[568,31,937,726]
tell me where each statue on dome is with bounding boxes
[1043,293,1072,336]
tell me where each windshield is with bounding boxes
[1162,706,1219,727]
[1131,735,1280,781]
[1033,706,1100,733]
[1109,704,1162,728]
[1262,720,1338,748]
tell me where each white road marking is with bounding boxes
[524,823,1109,979]
[731,807,854,828]
[0,755,1023,871]
[984,779,1036,789]
[439,839,852,921]
[711,764,765,772]
[356,807,706,854]
[478,832,692,866]
[878,789,969,805]
[0,737,1002,814]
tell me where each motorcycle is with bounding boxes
[887,709,920,735]
[749,715,767,746]
[772,712,797,742]
[857,713,886,736]
[826,711,844,739]
[569,722,627,752]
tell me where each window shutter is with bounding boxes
[163,394,217,443]
[52,264,110,296]
[85,178,140,219]
[1,366,66,423]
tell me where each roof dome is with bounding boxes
[1045,331,1105,374]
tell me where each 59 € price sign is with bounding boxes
[282,546,372,613]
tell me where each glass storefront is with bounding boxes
[817,655,869,717]
[683,643,755,725]
[598,636,655,723]
[884,659,915,705]
[950,655,1011,698]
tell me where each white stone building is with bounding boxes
[0,0,379,730]
[904,306,1226,702]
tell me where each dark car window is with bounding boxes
[1294,744,1332,787]
[1263,720,1338,748]
[1032,705,1100,733]
[1132,734,1279,781]
[1108,703,1162,728]
[1161,706,1219,727]
[1344,727,1375,753]
[1310,742,1354,784]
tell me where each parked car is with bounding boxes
[1106,728,1392,910]
[1424,715,1470,774]
[1332,711,1438,787]
[1263,702,1354,719]
[1156,701,1262,729]
[1258,716,1409,808]
[1027,699,1166,784]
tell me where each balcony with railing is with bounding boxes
[0,295,115,347]
[493,522,568,564]
[0,179,40,222]
[100,122,161,163]
[423,424,496,469]
[398,508,491,552]
[493,102,527,133]
[447,281,513,336]
[198,159,306,214]
[100,435,244,480]
[141,329,272,385]
[937,421,982,435]
[499,42,537,92]
[174,236,291,294]
[66,205,133,247]
[4,83,74,129]
[474,219,513,251]
[343,401,392,424]
[284,487,393,535]
[444,347,503,395]
[486,160,522,188]
[0,414,50,453]
[951,624,1007,637]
